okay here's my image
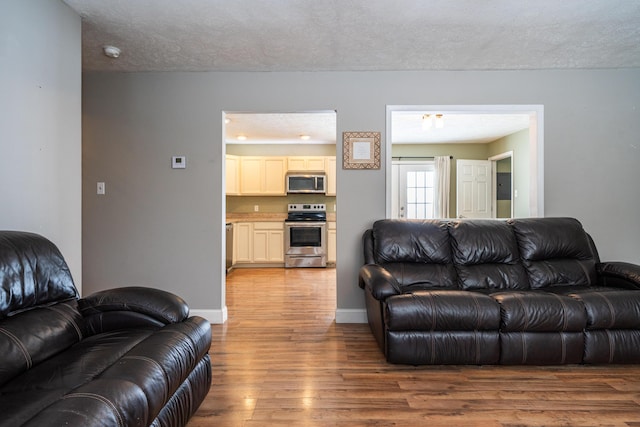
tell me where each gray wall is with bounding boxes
[82,69,640,321]
[1,1,82,288]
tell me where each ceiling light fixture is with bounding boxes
[300,135,311,140]
[237,135,247,141]
[421,114,433,130]
[422,113,444,130]
[102,45,121,59]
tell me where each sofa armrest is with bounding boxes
[359,264,402,300]
[79,286,190,325]
[597,262,640,289]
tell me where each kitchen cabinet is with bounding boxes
[240,157,286,195]
[252,222,284,263]
[234,222,253,263]
[287,156,326,172]
[233,221,284,265]
[228,155,335,196]
[325,157,337,196]
[225,155,240,195]
[327,221,337,264]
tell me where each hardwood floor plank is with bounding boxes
[188,267,640,426]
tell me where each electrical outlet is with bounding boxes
[254,205,259,212]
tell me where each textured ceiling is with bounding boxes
[224,111,530,145]
[391,112,531,144]
[61,1,638,144]
[63,0,640,73]
[225,112,337,145]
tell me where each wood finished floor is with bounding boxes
[188,267,640,427]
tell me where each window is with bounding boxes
[405,168,435,219]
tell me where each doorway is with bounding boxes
[221,111,338,321]
[391,160,436,219]
[386,105,544,219]
[490,151,514,219]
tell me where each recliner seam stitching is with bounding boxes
[595,292,616,329]
[62,392,124,427]
[0,327,32,369]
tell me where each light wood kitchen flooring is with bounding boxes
[188,267,640,426]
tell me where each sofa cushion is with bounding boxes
[372,219,452,264]
[491,291,586,332]
[510,217,598,289]
[385,290,501,331]
[0,316,211,426]
[371,219,457,289]
[568,290,640,330]
[377,263,457,290]
[0,328,155,425]
[449,220,530,290]
[0,300,84,387]
[0,231,78,319]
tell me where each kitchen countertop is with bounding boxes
[226,212,336,223]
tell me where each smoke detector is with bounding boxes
[103,45,121,59]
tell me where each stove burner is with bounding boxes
[286,203,326,222]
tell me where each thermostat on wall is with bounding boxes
[172,156,186,169]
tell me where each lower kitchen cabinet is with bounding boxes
[253,222,284,263]
[234,222,253,263]
[327,221,337,264]
[233,221,284,266]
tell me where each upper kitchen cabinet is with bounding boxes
[225,155,241,195]
[240,156,287,195]
[226,155,336,196]
[287,156,326,172]
[325,157,336,196]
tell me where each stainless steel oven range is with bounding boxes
[284,203,327,268]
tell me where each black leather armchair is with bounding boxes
[0,231,212,426]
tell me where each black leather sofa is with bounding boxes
[359,218,640,365]
[0,231,212,426]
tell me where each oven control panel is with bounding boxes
[288,204,326,212]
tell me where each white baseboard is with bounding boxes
[335,308,367,324]
[191,307,364,324]
[191,307,227,324]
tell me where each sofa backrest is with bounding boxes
[0,231,83,387]
[449,219,530,290]
[509,217,599,289]
[369,219,457,289]
[364,217,600,292]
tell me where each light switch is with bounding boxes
[97,182,105,195]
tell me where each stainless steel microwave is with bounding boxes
[286,172,326,194]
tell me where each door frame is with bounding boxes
[489,151,514,218]
[221,110,339,324]
[385,104,544,219]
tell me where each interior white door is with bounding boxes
[456,159,492,219]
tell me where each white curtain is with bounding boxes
[434,156,451,218]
